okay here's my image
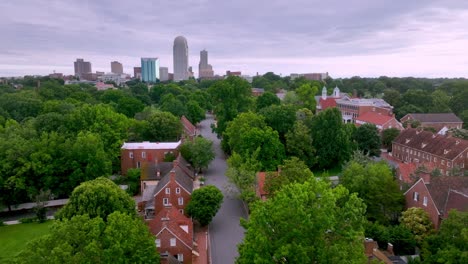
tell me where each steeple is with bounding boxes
[322,86,327,100]
[333,86,340,97]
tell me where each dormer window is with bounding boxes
[421,143,427,148]
[405,139,411,144]
[455,140,460,145]
[444,149,449,155]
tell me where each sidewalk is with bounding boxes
[3,216,55,225]
[1,199,69,213]
[193,226,209,264]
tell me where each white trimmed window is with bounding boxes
[163,198,169,206]
[137,161,141,168]
[170,238,176,247]
[129,152,134,158]
[165,188,170,194]
[177,253,184,261]
[176,188,181,194]
[178,197,184,205]
[423,196,428,206]
[142,151,146,158]
[179,209,184,214]
[413,192,419,201]
[155,239,161,248]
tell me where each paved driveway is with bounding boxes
[199,114,248,264]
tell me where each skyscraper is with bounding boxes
[173,36,189,81]
[111,61,123,74]
[74,58,92,78]
[199,49,214,79]
[141,58,160,83]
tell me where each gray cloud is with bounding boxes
[0,0,467,77]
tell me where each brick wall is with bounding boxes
[405,179,440,229]
[121,148,179,175]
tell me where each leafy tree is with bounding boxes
[383,89,401,108]
[225,152,260,205]
[430,90,451,113]
[388,225,417,255]
[282,91,299,105]
[382,128,400,151]
[459,110,468,130]
[34,189,51,223]
[144,110,182,141]
[310,108,353,169]
[186,185,224,226]
[259,104,297,141]
[126,168,141,196]
[264,157,313,195]
[16,212,159,264]
[285,121,316,167]
[57,177,136,221]
[255,92,280,111]
[341,161,404,224]
[237,180,367,263]
[400,207,434,245]
[160,93,187,117]
[422,210,468,264]
[179,136,215,172]
[353,123,381,156]
[186,100,205,124]
[449,89,468,115]
[296,83,318,111]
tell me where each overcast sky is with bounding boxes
[1,0,468,78]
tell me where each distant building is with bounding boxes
[188,66,194,78]
[95,82,115,91]
[141,58,160,83]
[74,58,92,78]
[252,88,265,97]
[173,36,189,81]
[355,112,403,131]
[401,113,463,132]
[98,73,127,85]
[159,67,169,82]
[226,71,241,77]
[111,61,123,74]
[198,49,214,79]
[241,75,253,83]
[290,72,328,81]
[336,96,393,123]
[48,72,63,79]
[133,67,141,79]
[81,72,98,81]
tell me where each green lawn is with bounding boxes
[313,166,342,177]
[0,221,53,261]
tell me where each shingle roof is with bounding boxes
[356,112,395,126]
[404,113,463,123]
[426,177,468,216]
[149,207,193,249]
[393,129,468,160]
[141,162,173,181]
[181,115,197,135]
[153,169,193,197]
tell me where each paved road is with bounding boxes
[200,114,248,264]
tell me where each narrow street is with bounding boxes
[199,114,248,264]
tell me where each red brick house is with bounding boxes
[256,172,268,201]
[401,113,463,132]
[148,206,196,263]
[252,88,265,97]
[181,115,198,141]
[356,112,403,131]
[392,129,468,176]
[120,141,181,175]
[404,176,468,229]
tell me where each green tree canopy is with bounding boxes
[57,177,136,221]
[255,92,280,111]
[237,180,367,263]
[285,120,316,167]
[382,128,400,150]
[353,123,381,156]
[264,157,314,195]
[259,104,297,141]
[186,185,224,226]
[16,212,159,264]
[179,136,215,172]
[400,207,434,245]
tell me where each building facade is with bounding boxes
[74,58,92,78]
[401,113,463,132]
[110,61,123,74]
[355,111,403,131]
[173,36,189,81]
[159,67,169,82]
[134,67,141,79]
[141,58,160,83]
[335,97,393,123]
[392,129,468,176]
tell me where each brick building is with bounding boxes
[336,96,393,124]
[355,111,403,131]
[401,113,463,132]
[120,141,181,175]
[181,115,198,140]
[392,129,468,176]
[404,177,468,229]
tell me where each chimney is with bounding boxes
[173,159,179,168]
[406,122,412,129]
[387,243,394,256]
[170,170,176,182]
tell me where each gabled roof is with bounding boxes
[154,169,193,197]
[141,162,173,181]
[149,207,193,250]
[403,113,463,123]
[426,177,468,215]
[318,97,337,110]
[356,112,394,126]
[122,141,181,150]
[181,115,197,135]
[393,129,468,160]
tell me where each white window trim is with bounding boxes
[129,152,134,159]
[178,197,184,205]
[155,239,161,248]
[176,188,181,194]
[142,151,146,158]
[413,192,419,201]
[137,161,141,168]
[163,198,169,206]
[423,196,428,207]
[177,253,184,261]
[170,238,176,247]
[165,188,170,194]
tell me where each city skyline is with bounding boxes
[1,1,468,78]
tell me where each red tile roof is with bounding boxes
[181,115,197,135]
[397,163,417,184]
[356,112,393,126]
[149,207,193,249]
[318,97,337,110]
[425,177,468,217]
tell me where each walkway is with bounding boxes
[199,114,248,264]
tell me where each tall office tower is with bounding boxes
[159,67,169,82]
[74,58,92,78]
[111,61,123,74]
[198,49,214,79]
[173,36,189,81]
[134,67,141,79]
[141,58,160,83]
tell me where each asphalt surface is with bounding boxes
[200,114,248,264]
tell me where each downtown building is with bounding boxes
[198,49,214,79]
[141,58,160,83]
[159,67,169,82]
[173,36,189,81]
[111,61,123,74]
[74,58,92,78]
